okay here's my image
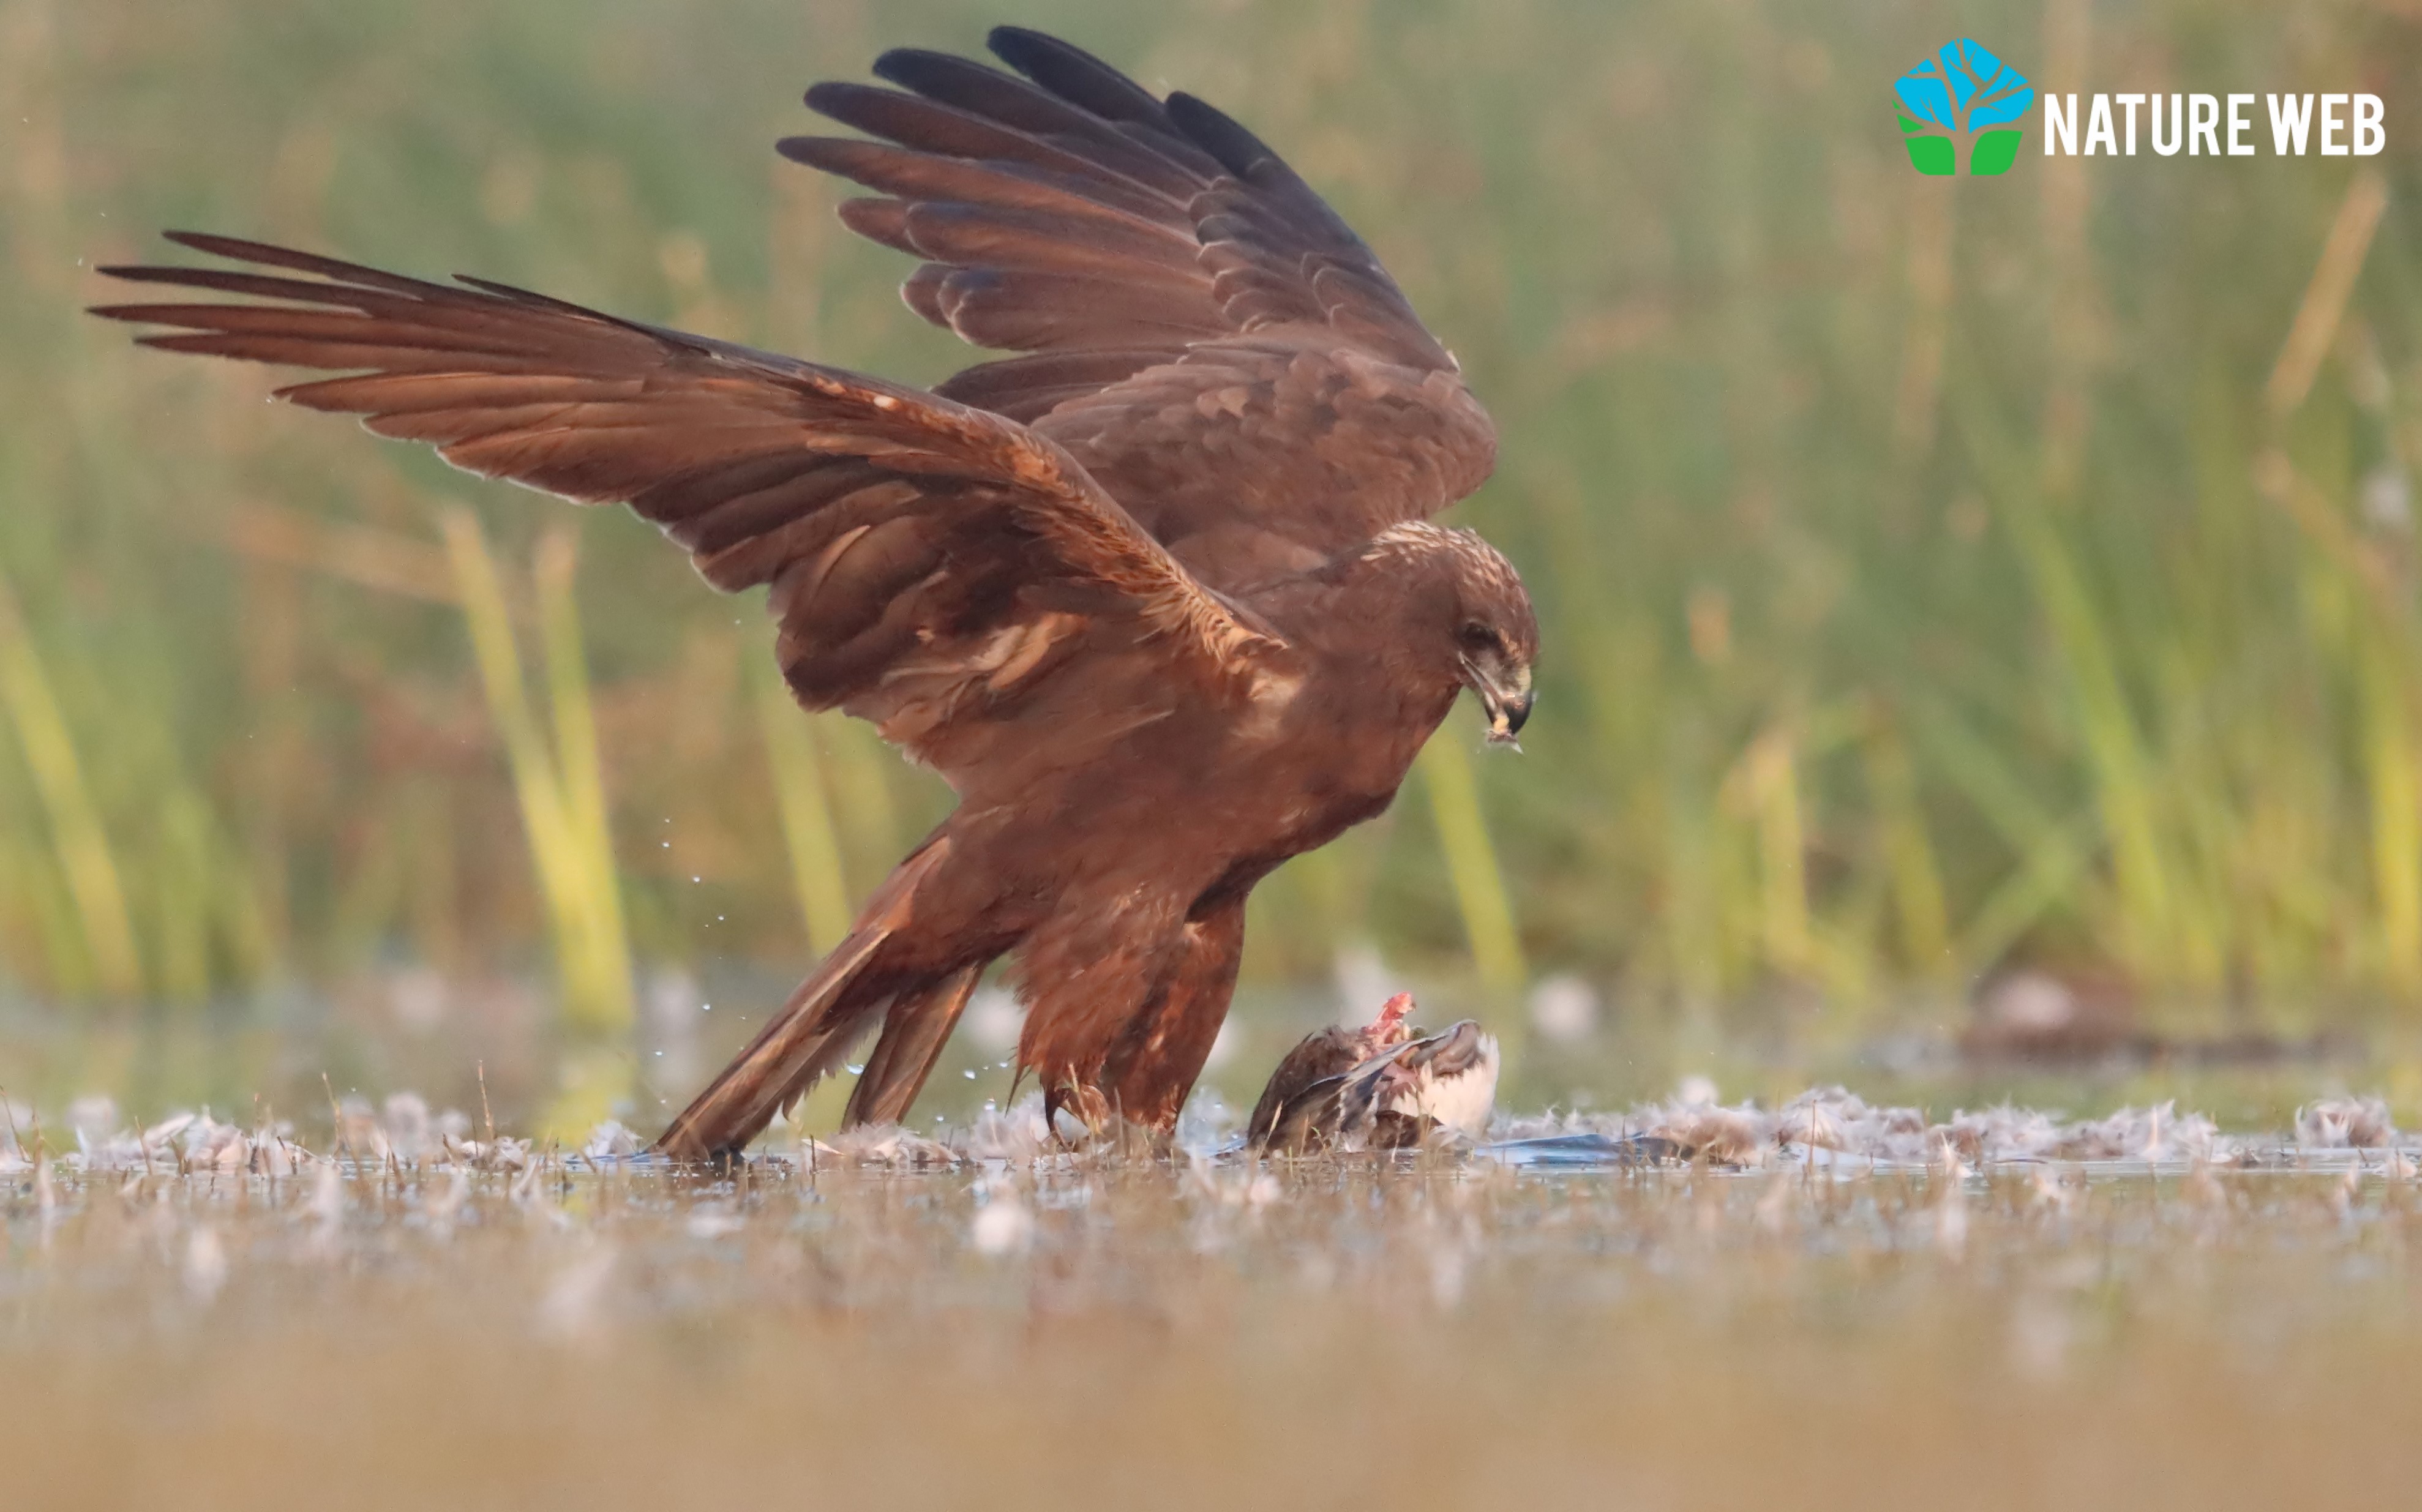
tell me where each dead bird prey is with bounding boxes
[1249,994,1501,1152]
[92,27,1535,1160]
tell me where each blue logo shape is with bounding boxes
[1894,40,2033,176]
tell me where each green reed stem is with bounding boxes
[1419,728,1527,995]
[441,509,632,1044]
[752,654,853,956]
[0,564,141,1000]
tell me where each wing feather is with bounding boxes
[92,233,1278,793]
[791,27,1498,584]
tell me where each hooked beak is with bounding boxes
[1463,656,1534,748]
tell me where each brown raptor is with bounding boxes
[91,26,1536,1159]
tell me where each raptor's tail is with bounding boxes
[654,838,975,1161]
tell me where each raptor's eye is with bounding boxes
[1458,621,1497,653]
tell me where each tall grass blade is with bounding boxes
[1419,731,1527,999]
[2361,636,2422,990]
[1862,709,1952,979]
[1736,724,1812,979]
[0,566,141,1000]
[532,528,634,1042]
[752,655,853,956]
[440,508,632,1116]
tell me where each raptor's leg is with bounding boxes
[1095,895,1248,1131]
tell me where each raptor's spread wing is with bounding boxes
[92,233,1276,795]
[785,26,1498,587]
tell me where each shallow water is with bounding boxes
[8,1130,2421,1512]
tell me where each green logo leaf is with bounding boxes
[1968,129,2024,176]
[1903,136,1957,176]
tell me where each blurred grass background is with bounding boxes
[6,0,2422,1121]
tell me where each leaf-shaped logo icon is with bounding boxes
[1894,39,2034,176]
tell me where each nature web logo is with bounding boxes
[1895,40,2034,176]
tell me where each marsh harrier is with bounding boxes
[92,27,1535,1158]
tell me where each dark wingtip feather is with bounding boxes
[986,26,1166,124]
[84,300,213,324]
[161,228,239,256]
[802,80,863,119]
[775,135,852,171]
[803,80,955,149]
[870,46,995,93]
[89,263,273,293]
[162,228,337,270]
[1165,92,1278,178]
[93,263,184,283]
[835,198,918,256]
[141,230,456,298]
[983,25,1049,54]
[868,46,934,85]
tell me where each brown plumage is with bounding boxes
[89,26,1537,1160]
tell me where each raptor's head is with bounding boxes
[1454,588,1538,749]
[1358,522,1537,745]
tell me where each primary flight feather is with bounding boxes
[91,26,1537,1159]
